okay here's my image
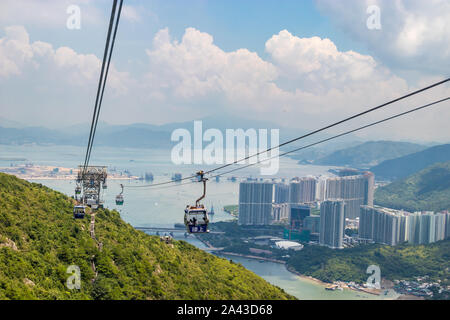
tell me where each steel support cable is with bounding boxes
[208,96,450,179]
[205,77,450,175]
[82,0,118,173]
[124,78,450,188]
[85,0,124,168]
[125,96,449,189]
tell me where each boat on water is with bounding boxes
[144,172,154,181]
[325,284,342,291]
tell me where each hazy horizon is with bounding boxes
[1,0,449,142]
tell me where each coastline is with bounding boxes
[0,165,140,181]
[285,265,331,287]
[195,234,384,296]
[193,234,416,299]
[285,265,384,296]
[220,251,286,264]
[23,176,138,180]
[218,249,396,298]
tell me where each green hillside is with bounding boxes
[375,161,450,212]
[0,173,293,300]
[314,141,425,168]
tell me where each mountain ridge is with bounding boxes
[312,141,425,168]
[370,144,450,180]
[374,161,450,212]
[0,114,361,149]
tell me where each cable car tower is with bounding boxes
[77,165,108,210]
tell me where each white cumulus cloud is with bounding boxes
[140,27,450,141]
[0,25,130,93]
[1,24,449,142]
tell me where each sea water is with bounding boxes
[0,144,398,299]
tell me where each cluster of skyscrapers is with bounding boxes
[238,171,374,226]
[360,206,450,246]
[238,170,449,249]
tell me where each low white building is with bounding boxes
[275,240,304,251]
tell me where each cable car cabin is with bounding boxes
[115,194,124,205]
[86,197,98,208]
[116,184,124,205]
[75,186,81,195]
[73,205,86,219]
[184,205,209,233]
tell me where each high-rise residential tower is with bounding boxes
[319,200,345,249]
[359,206,409,245]
[408,211,447,245]
[360,207,449,246]
[289,177,316,204]
[326,172,374,219]
[274,183,290,204]
[238,182,274,225]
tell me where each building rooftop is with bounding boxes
[275,240,304,250]
[362,205,411,216]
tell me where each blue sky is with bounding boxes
[0,0,449,142]
[138,0,367,54]
[20,0,368,75]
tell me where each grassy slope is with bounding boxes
[375,161,450,212]
[0,173,293,300]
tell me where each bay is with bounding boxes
[0,144,398,299]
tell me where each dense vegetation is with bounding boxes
[375,161,450,212]
[313,141,424,168]
[0,173,293,300]
[287,241,450,286]
[370,144,450,180]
